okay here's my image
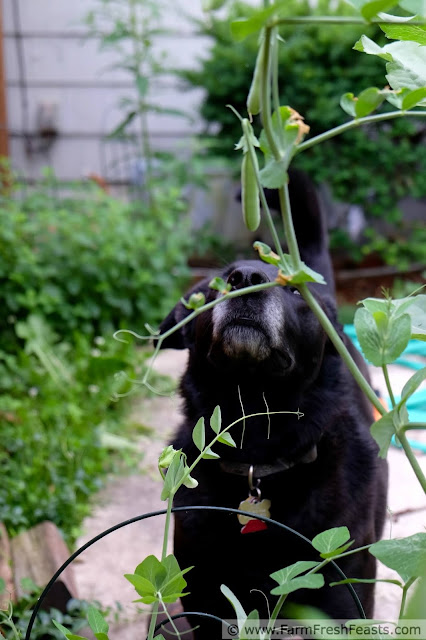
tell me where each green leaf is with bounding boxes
[127,568,158,594]
[160,555,192,601]
[52,621,88,640]
[161,452,185,500]
[253,241,281,266]
[354,35,393,61]
[210,405,222,434]
[400,367,426,405]
[400,294,426,340]
[87,607,109,635]
[345,619,395,639]
[126,555,192,606]
[319,540,354,559]
[381,23,426,46]
[259,159,288,189]
[182,292,206,310]
[354,307,411,366]
[400,0,426,17]
[192,417,205,452]
[402,87,426,108]
[0,577,5,594]
[221,584,247,632]
[270,560,320,585]
[354,37,426,92]
[201,447,220,460]
[340,93,357,117]
[158,445,178,470]
[217,431,237,447]
[402,576,426,619]
[107,111,137,139]
[230,5,278,41]
[240,609,261,640]
[270,573,324,596]
[361,0,398,20]
[369,533,426,582]
[371,410,396,458]
[290,263,327,285]
[209,277,231,294]
[312,527,351,555]
[283,123,300,148]
[355,87,387,117]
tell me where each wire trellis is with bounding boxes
[24,505,366,640]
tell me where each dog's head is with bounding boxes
[160,259,335,383]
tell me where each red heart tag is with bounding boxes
[241,519,268,534]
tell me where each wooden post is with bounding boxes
[0,523,15,605]
[0,0,9,158]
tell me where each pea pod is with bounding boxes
[246,35,265,117]
[241,152,261,232]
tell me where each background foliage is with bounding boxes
[0,169,192,543]
[0,170,191,345]
[182,0,426,263]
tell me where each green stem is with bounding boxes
[298,283,386,417]
[146,497,174,640]
[129,0,156,210]
[260,26,282,159]
[400,422,426,432]
[395,430,426,494]
[296,111,426,154]
[382,364,396,408]
[161,496,174,561]
[273,16,426,26]
[267,595,287,638]
[271,27,283,146]
[278,180,302,268]
[399,576,417,619]
[147,601,160,640]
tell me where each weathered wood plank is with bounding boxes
[11,521,78,612]
[0,523,15,605]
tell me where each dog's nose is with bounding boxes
[227,266,269,290]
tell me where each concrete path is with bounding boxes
[73,351,426,637]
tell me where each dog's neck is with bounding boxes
[219,444,318,478]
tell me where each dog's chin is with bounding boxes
[220,323,271,361]
[208,322,292,376]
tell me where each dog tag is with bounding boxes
[238,496,271,533]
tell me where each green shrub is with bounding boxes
[0,314,152,543]
[182,0,426,263]
[0,171,192,348]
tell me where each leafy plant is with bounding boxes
[0,578,102,640]
[0,313,153,544]
[0,171,192,348]
[181,0,426,266]
[84,0,192,209]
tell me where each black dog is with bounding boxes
[159,171,388,638]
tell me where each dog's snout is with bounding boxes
[227,266,269,290]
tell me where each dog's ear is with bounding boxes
[158,277,212,350]
[158,302,188,349]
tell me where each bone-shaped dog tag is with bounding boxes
[238,496,271,533]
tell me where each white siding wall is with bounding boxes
[3,0,214,181]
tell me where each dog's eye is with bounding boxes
[289,287,301,296]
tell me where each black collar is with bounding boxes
[219,445,318,478]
